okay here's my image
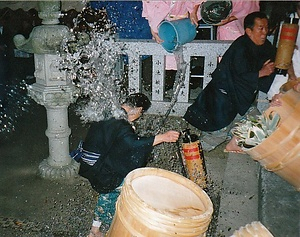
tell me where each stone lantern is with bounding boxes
[13,1,80,179]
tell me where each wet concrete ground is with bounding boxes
[0,99,228,237]
[0,50,229,237]
[1,56,299,237]
[0,102,96,237]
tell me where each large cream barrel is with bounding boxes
[246,89,300,163]
[267,142,300,191]
[246,108,300,167]
[230,221,274,237]
[107,167,213,237]
[264,89,300,122]
[246,89,300,190]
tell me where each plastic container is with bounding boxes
[158,18,197,53]
[200,0,232,25]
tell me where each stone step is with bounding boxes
[216,153,260,236]
[259,168,300,237]
[216,151,300,237]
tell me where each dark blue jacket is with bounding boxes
[184,34,276,131]
[75,117,154,193]
[83,118,154,176]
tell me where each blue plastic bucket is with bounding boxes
[158,18,197,53]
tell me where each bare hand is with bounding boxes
[151,29,163,44]
[153,130,180,146]
[218,15,237,26]
[294,81,300,92]
[288,74,298,81]
[189,11,199,26]
[189,4,200,26]
[161,130,180,143]
[287,63,297,81]
[259,59,275,78]
[269,93,282,107]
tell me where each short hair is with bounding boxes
[124,93,151,112]
[244,12,268,30]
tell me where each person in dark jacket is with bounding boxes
[184,12,276,133]
[71,93,179,237]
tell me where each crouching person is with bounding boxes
[70,93,180,237]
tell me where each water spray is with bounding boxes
[154,49,208,189]
[160,49,187,127]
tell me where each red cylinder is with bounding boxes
[275,23,299,70]
[182,141,207,189]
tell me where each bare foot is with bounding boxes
[87,226,105,237]
[224,136,245,154]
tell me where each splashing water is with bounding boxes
[0,79,32,136]
[59,5,192,180]
[60,8,127,123]
[155,47,188,135]
[60,5,189,128]
[162,49,187,124]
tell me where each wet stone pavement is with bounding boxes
[1,57,300,236]
[0,100,228,237]
[0,102,96,237]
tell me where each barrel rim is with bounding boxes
[123,167,214,219]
